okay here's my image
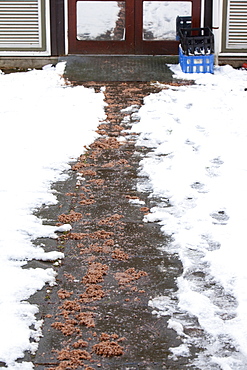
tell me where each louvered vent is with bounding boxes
[226,0,247,49]
[0,0,41,48]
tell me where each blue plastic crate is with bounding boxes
[179,46,214,74]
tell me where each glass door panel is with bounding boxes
[143,1,192,40]
[77,1,126,41]
[68,0,134,54]
[134,0,200,54]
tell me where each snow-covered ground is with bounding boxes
[1,62,247,369]
[131,65,247,369]
[0,64,105,369]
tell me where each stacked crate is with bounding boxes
[178,26,215,73]
[176,16,192,40]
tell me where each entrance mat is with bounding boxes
[59,55,178,82]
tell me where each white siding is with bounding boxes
[226,0,247,49]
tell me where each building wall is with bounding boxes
[1,0,246,59]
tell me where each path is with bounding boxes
[31,81,196,370]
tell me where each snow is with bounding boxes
[0,63,105,368]
[54,223,72,233]
[130,64,247,368]
[167,318,187,337]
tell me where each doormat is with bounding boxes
[59,55,177,82]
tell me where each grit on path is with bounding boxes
[31,82,192,370]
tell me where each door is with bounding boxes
[68,0,201,54]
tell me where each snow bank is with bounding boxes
[0,64,105,368]
[132,64,247,368]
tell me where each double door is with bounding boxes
[68,0,201,54]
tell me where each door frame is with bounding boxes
[134,0,201,54]
[68,0,201,55]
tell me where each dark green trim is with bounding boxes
[41,0,48,51]
[221,0,227,52]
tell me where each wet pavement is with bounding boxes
[23,67,198,369]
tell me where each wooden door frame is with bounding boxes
[134,0,201,54]
[68,0,201,55]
